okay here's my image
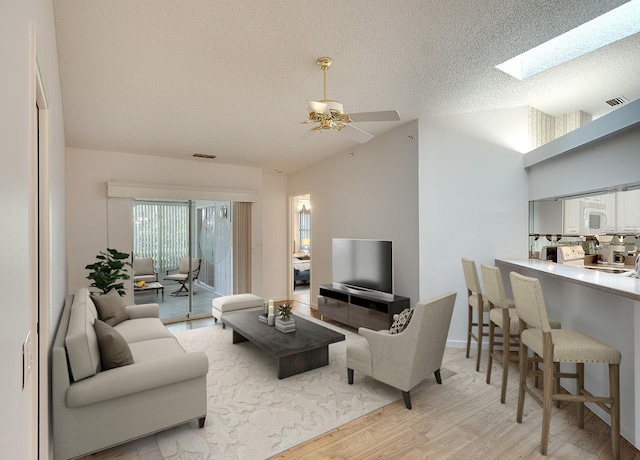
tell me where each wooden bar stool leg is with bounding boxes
[610,363,620,460]
[554,362,561,408]
[516,340,527,423]
[576,362,585,429]
[466,303,472,359]
[476,308,483,372]
[540,335,554,456]
[486,321,494,384]
[500,330,510,404]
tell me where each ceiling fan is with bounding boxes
[302,57,400,143]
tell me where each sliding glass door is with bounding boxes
[132,199,233,322]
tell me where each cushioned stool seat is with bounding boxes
[212,294,264,328]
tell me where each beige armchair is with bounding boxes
[165,258,201,296]
[346,292,456,409]
[132,257,158,284]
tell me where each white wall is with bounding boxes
[418,111,529,347]
[65,148,267,298]
[528,124,640,201]
[261,174,289,301]
[1,0,67,457]
[288,121,420,308]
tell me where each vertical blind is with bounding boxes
[232,202,252,294]
[133,201,189,271]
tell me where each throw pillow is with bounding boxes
[389,308,413,334]
[90,289,130,326]
[93,319,134,370]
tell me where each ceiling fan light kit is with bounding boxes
[302,56,400,143]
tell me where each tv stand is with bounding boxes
[318,284,410,330]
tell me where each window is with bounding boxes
[298,204,310,252]
[133,200,189,271]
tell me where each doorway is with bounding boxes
[290,194,311,308]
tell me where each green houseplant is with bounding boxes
[85,248,132,296]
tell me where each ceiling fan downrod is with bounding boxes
[316,57,332,101]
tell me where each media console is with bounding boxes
[317,284,410,330]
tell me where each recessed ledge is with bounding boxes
[524,98,640,169]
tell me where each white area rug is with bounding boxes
[157,316,401,459]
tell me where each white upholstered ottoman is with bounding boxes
[212,294,264,328]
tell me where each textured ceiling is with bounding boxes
[53,0,640,174]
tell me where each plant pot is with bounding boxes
[275,317,296,333]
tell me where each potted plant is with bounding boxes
[85,248,132,296]
[275,303,296,332]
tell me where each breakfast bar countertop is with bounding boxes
[496,258,640,302]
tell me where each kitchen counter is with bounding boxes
[497,258,640,301]
[495,258,640,448]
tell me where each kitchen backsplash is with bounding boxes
[529,234,640,260]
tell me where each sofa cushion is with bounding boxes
[128,337,186,363]
[91,289,130,327]
[389,308,413,334]
[133,274,157,283]
[93,319,134,370]
[178,257,199,274]
[65,288,101,382]
[133,257,154,276]
[114,317,174,344]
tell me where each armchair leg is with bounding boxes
[347,368,354,384]
[434,368,442,384]
[170,283,189,296]
[198,416,206,428]
[402,391,412,410]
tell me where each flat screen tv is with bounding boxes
[332,238,393,296]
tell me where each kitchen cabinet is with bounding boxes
[561,193,616,235]
[616,189,640,232]
[535,188,640,236]
[598,193,617,232]
[562,199,580,234]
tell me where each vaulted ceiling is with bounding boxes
[53,0,640,174]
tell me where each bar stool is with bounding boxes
[510,272,621,459]
[461,258,490,372]
[481,264,561,404]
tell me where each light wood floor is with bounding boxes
[79,296,639,459]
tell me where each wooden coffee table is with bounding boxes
[222,311,345,379]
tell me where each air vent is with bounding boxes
[192,153,216,160]
[605,96,629,107]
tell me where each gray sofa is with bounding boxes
[52,287,208,459]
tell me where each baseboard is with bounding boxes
[446,339,490,349]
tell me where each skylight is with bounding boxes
[496,0,640,80]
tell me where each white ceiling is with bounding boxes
[53,0,640,175]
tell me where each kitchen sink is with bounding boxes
[585,266,635,276]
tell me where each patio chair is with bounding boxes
[166,258,201,296]
[132,257,158,284]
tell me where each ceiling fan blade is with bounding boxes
[308,100,331,115]
[348,110,400,122]
[344,124,374,144]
